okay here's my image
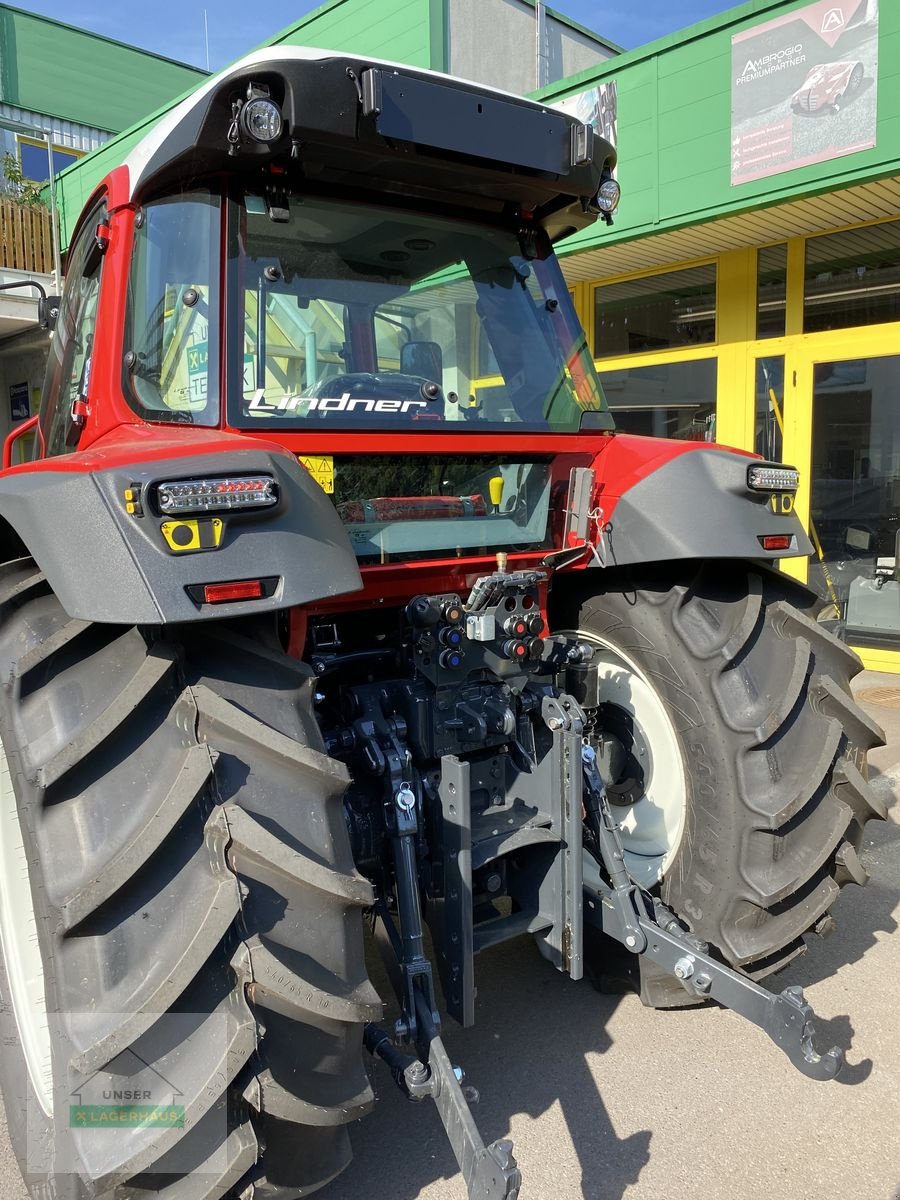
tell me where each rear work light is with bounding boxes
[157,475,277,515]
[747,465,800,492]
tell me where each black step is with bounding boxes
[473,909,553,953]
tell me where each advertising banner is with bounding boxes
[731,0,878,185]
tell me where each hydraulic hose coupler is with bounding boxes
[503,614,529,638]
[502,639,529,663]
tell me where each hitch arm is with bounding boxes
[602,896,844,1081]
[366,939,521,1200]
[422,1007,521,1200]
[581,745,844,1082]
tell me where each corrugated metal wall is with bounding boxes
[447,0,614,95]
[0,103,108,152]
[0,101,109,174]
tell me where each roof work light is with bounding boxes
[594,177,620,215]
[239,96,283,143]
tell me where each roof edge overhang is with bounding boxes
[118,46,616,240]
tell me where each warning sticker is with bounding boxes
[298,455,335,494]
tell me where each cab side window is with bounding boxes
[39,202,106,458]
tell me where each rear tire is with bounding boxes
[0,559,379,1198]
[554,560,885,1006]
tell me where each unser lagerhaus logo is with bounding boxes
[69,1050,184,1130]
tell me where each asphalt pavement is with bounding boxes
[2,672,898,1200]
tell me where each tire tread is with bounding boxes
[559,560,885,1001]
[0,563,374,1199]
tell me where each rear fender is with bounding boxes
[593,436,813,566]
[0,444,362,623]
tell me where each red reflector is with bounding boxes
[760,534,792,551]
[203,580,264,604]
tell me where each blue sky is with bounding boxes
[18,0,738,70]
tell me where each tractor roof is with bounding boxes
[121,46,615,238]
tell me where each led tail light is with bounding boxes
[747,465,800,492]
[157,475,277,515]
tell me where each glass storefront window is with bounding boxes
[599,358,717,440]
[757,245,787,338]
[809,354,900,650]
[754,356,784,461]
[804,219,900,333]
[593,264,717,357]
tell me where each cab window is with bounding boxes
[39,201,106,457]
[123,190,221,423]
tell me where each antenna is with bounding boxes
[203,8,210,71]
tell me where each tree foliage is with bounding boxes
[1,153,46,207]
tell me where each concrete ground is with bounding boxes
[1,674,899,1200]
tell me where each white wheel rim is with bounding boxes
[0,738,53,1116]
[572,632,687,888]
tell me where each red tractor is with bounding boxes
[0,48,883,1200]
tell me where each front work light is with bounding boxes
[157,476,278,515]
[747,465,800,492]
[239,97,283,143]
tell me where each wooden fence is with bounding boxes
[0,198,55,274]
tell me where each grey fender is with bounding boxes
[0,448,362,623]
[602,448,813,567]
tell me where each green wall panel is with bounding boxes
[0,5,206,132]
[273,0,430,67]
